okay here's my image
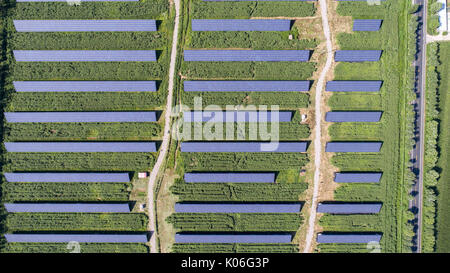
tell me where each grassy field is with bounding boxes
[320,0,410,253]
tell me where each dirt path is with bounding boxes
[303,0,333,253]
[147,0,180,253]
[426,34,450,42]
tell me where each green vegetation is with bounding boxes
[317,244,370,253]
[319,214,382,232]
[3,243,149,253]
[426,42,450,252]
[168,213,302,232]
[172,181,307,202]
[6,213,147,232]
[172,243,298,253]
[427,0,443,35]
[2,183,131,202]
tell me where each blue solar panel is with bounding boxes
[317,234,382,244]
[5,234,148,243]
[335,50,382,62]
[192,19,291,31]
[325,81,382,92]
[181,142,307,152]
[14,20,157,32]
[4,172,130,183]
[175,233,292,243]
[184,50,310,61]
[317,203,382,214]
[325,142,382,152]
[184,173,276,183]
[5,142,157,152]
[5,203,131,213]
[353,19,382,31]
[13,81,157,92]
[334,173,382,183]
[183,111,292,122]
[184,81,310,92]
[175,203,302,213]
[325,112,382,122]
[5,112,157,123]
[14,50,157,62]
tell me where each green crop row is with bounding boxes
[11,1,169,20]
[328,124,383,141]
[167,213,302,232]
[182,152,309,172]
[331,154,384,171]
[317,243,371,253]
[319,214,383,232]
[328,94,382,111]
[334,184,384,202]
[4,123,162,141]
[6,213,148,232]
[188,32,317,50]
[171,182,307,202]
[171,243,298,253]
[2,243,149,253]
[181,62,316,80]
[191,0,315,18]
[2,183,131,202]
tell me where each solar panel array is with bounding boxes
[334,172,382,183]
[5,203,131,213]
[334,50,382,62]
[191,19,291,31]
[317,203,382,214]
[13,81,157,92]
[14,20,157,32]
[184,81,310,92]
[353,19,382,31]
[184,173,276,183]
[325,142,382,153]
[325,81,382,92]
[14,50,157,62]
[325,112,382,122]
[4,172,131,183]
[183,111,293,122]
[181,142,308,152]
[5,112,158,123]
[184,50,311,62]
[5,142,157,152]
[5,234,148,243]
[175,203,302,213]
[317,233,382,244]
[175,234,292,243]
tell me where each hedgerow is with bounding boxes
[3,243,149,253]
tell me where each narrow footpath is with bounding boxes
[303,0,333,253]
[147,0,181,253]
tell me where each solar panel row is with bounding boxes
[181,142,308,152]
[325,112,382,122]
[14,50,157,62]
[184,50,311,62]
[191,19,291,31]
[184,81,310,92]
[175,234,292,243]
[5,203,131,213]
[13,81,157,92]
[317,203,382,214]
[325,142,382,153]
[325,81,382,92]
[334,50,382,62]
[353,19,382,31]
[14,20,157,32]
[334,172,382,183]
[5,112,158,123]
[5,234,148,243]
[175,203,302,213]
[316,234,382,244]
[183,111,293,122]
[184,173,276,183]
[5,142,157,153]
[4,172,131,183]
